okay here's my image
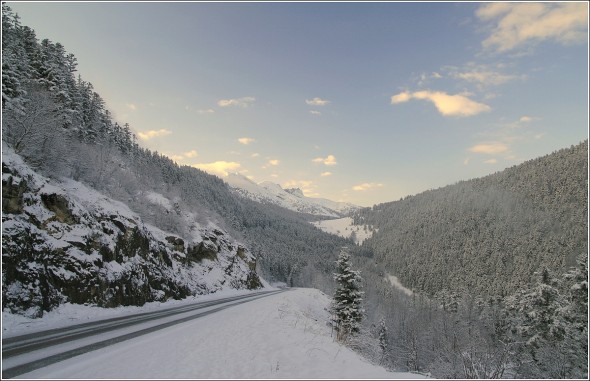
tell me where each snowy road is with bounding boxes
[1,289,284,378]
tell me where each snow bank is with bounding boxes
[11,288,426,379]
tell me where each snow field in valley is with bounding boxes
[311,217,375,245]
[6,288,426,379]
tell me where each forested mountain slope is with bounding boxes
[2,145,263,318]
[354,141,588,297]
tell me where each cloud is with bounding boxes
[310,110,322,116]
[484,158,498,164]
[251,153,260,158]
[168,149,198,162]
[391,90,491,117]
[463,157,470,166]
[352,183,384,191]
[468,142,509,154]
[391,91,412,104]
[417,72,444,86]
[238,137,256,145]
[519,115,539,123]
[451,69,525,87]
[137,129,172,140]
[477,2,588,52]
[501,115,541,129]
[125,103,137,111]
[197,108,215,114]
[320,172,332,177]
[192,161,241,177]
[312,155,337,166]
[268,159,280,166]
[184,150,198,158]
[217,97,256,108]
[305,97,330,106]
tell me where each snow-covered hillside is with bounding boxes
[3,288,427,379]
[2,145,266,318]
[311,217,375,245]
[225,173,359,218]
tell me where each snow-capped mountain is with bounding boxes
[224,173,360,218]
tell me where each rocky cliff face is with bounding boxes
[2,147,264,318]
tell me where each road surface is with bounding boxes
[1,289,284,378]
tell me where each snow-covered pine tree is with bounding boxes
[556,253,588,378]
[378,316,389,363]
[503,267,571,377]
[330,247,364,342]
[508,267,566,345]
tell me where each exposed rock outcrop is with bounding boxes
[2,148,265,318]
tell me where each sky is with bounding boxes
[7,1,589,207]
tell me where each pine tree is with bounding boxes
[556,253,589,378]
[330,247,364,342]
[503,267,571,377]
[505,267,565,346]
[378,316,389,363]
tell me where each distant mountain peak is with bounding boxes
[224,173,359,218]
[285,188,304,198]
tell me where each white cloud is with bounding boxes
[268,159,280,166]
[519,115,539,123]
[238,137,256,145]
[125,103,137,111]
[197,108,215,114]
[217,97,256,108]
[310,110,322,116]
[352,183,384,191]
[320,172,332,177]
[452,69,524,86]
[167,150,197,162]
[468,142,509,154]
[463,157,470,166]
[251,153,260,158]
[137,129,172,140]
[477,2,588,52]
[484,158,498,164]
[391,90,491,117]
[305,97,330,106]
[417,72,444,86]
[312,155,337,166]
[192,161,241,177]
[391,91,412,104]
[184,150,198,158]
[502,115,541,129]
